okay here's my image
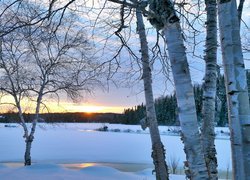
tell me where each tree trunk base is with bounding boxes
[151,142,169,180]
[205,146,218,179]
[24,136,33,166]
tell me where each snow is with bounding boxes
[0,163,185,180]
[0,123,231,179]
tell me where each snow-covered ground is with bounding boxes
[0,123,231,179]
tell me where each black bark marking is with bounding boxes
[169,15,179,23]
[219,0,231,4]
[228,90,238,95]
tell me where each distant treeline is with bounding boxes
[0,112,123,124]
[122,72,250,127]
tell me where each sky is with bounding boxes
[0,0,250,114]
[73,0,250,113]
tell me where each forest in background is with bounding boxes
[122,71,250,127]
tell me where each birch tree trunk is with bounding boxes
[24,83,45,166]
[147,0,209,178]
[136,9,169,180]
[218,2,243,178]
[163,20,208,180]
[16,97,33,166]
[201,0,218,178]
[24,136,33,166]
[13,95,31,166]
[218,0,250,179]
[24,95,42,166]
[231,0,250,178]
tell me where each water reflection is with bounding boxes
[63,163,98,169]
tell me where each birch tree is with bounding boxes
[136,8,168,180]
[218,0,250,179]
[95,3,169,178]
[148,1,209,178]
[200,0,218,178]
[0,8,104,166]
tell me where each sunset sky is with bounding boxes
[0,85,147,114]
[0,1,249,114]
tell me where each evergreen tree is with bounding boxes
[122,73,250,127]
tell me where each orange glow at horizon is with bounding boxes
[77,163,97,168]
[50,102,125,113]
[0,96,125,114]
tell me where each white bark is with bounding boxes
[163,20,208,180]
[24,89,44,166]
[146,0,209,178]
[231,0,250,178]
[218,0,250,179]
[136,9,169,180]
[201,0,218,178]
[218,2,243,178]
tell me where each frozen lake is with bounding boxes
[0,123,232,179]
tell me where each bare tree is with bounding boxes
[136,8,168,180]
[168,156,179,174]
[218,0,250,179]
[200,0,218,179]
[0,0,77,37]
[0,7,104,166]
